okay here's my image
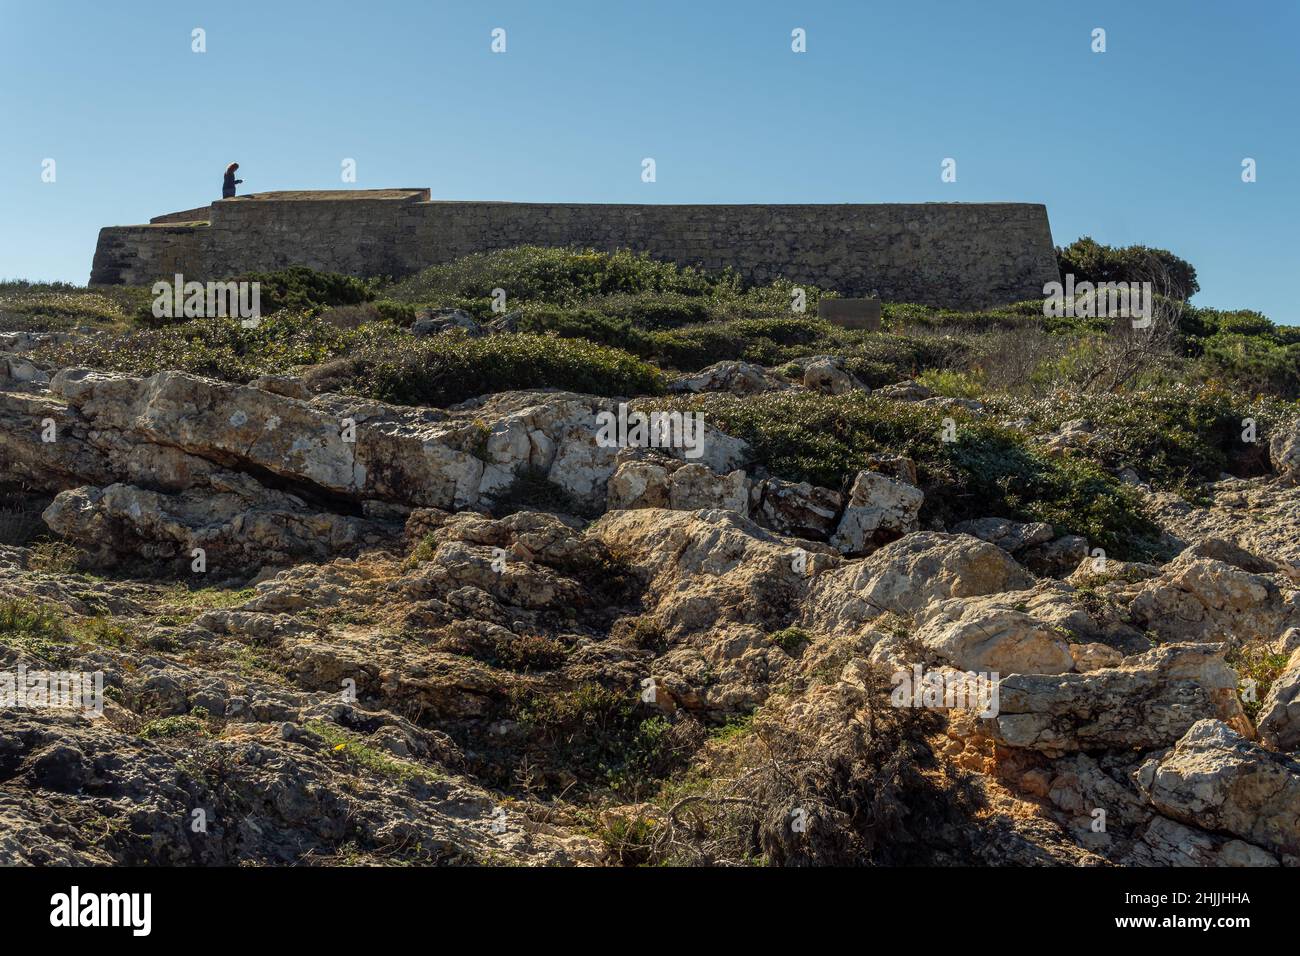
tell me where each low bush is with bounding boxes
[33,312,391,383]
[992,383,1286,493]
[0,283,146,329]
[662,391,1164,557]
[231,266,381,314]
[387,246,728,306]
[580,291,715,330]
[1197,334,1300,399]
[352,331,665,407]
[1056,236,1199,301]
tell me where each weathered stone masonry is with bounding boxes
[91,188,1059,308]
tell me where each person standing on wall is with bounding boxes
[222,163,243,199]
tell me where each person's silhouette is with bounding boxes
[222,162,243,199]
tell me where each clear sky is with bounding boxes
[2,0,1296,321]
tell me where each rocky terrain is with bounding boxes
[1,248,1298,866]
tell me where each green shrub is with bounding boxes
[885,299,1049,333]
[233,266,381,314]
[370,299,417,325]
[140,715,208,740]
[352,331,665,407]
[514,305,647,352]
[660,391,1164,558]
[582,291,715,329]
[916,368,986,399]
[387,246,727,306]
[992,383,1285,492]
[1198,334,1300,399]
[770,626,811,655]
[511,684,691,796]
[0,283,145,329]
[33,312,393,383]
[304,720,439,783]
[1056,236,1199,301]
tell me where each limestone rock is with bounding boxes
[588,508,835,714]
[951,517,1055,554]
[590,507,831,640]
[1136,719,1300,859]
[668,360,785,395]
[1270,418,1300,484]
[1069,642,1124,672]
[412,308,483,337]
[1038,418,1094,458]
[607,460,671,510]
[1021,534,1090,577]
[248,374,312,401]
[0,353,49,387]
[801,358,863,396]
[804,532,1035,635]
[751,477,842,541]
[914,592,1077,676]
[667,464,750,514]
[1129,554,1299,646]
[874,381,932,402]
[42,480,387,574]
[828,470,923,556]
[985,644,1248,753]
[1256,646,1300,752]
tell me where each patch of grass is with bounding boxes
[710,713,756,741]
[27,540,81,574]
[595,810,660,866]
[228,644,281,680]
[769,627,811,655]
[405,533,440,567]
[617,615,666,652]
[139,715,208,740]
[916,368,986,399]
[73,616,136,649]
[0,599,74,666]
[498,633,569,671]
[1227,645,1292,721]
[133,266,381,326]
[158,584,256,612]
[510,685,696,797]
[0,283,145,329]
[304,720,440,784]
[439,626,571,672]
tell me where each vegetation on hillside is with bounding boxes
[9,242,1299,561]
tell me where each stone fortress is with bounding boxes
[91,189,1059,309]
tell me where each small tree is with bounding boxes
[1057,237,1199,302]
[1078,258,1187,393]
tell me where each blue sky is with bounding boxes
[2,0,1296,321]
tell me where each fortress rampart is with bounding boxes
[91,189,1059,308]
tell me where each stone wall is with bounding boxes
[91,189,1059,308]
